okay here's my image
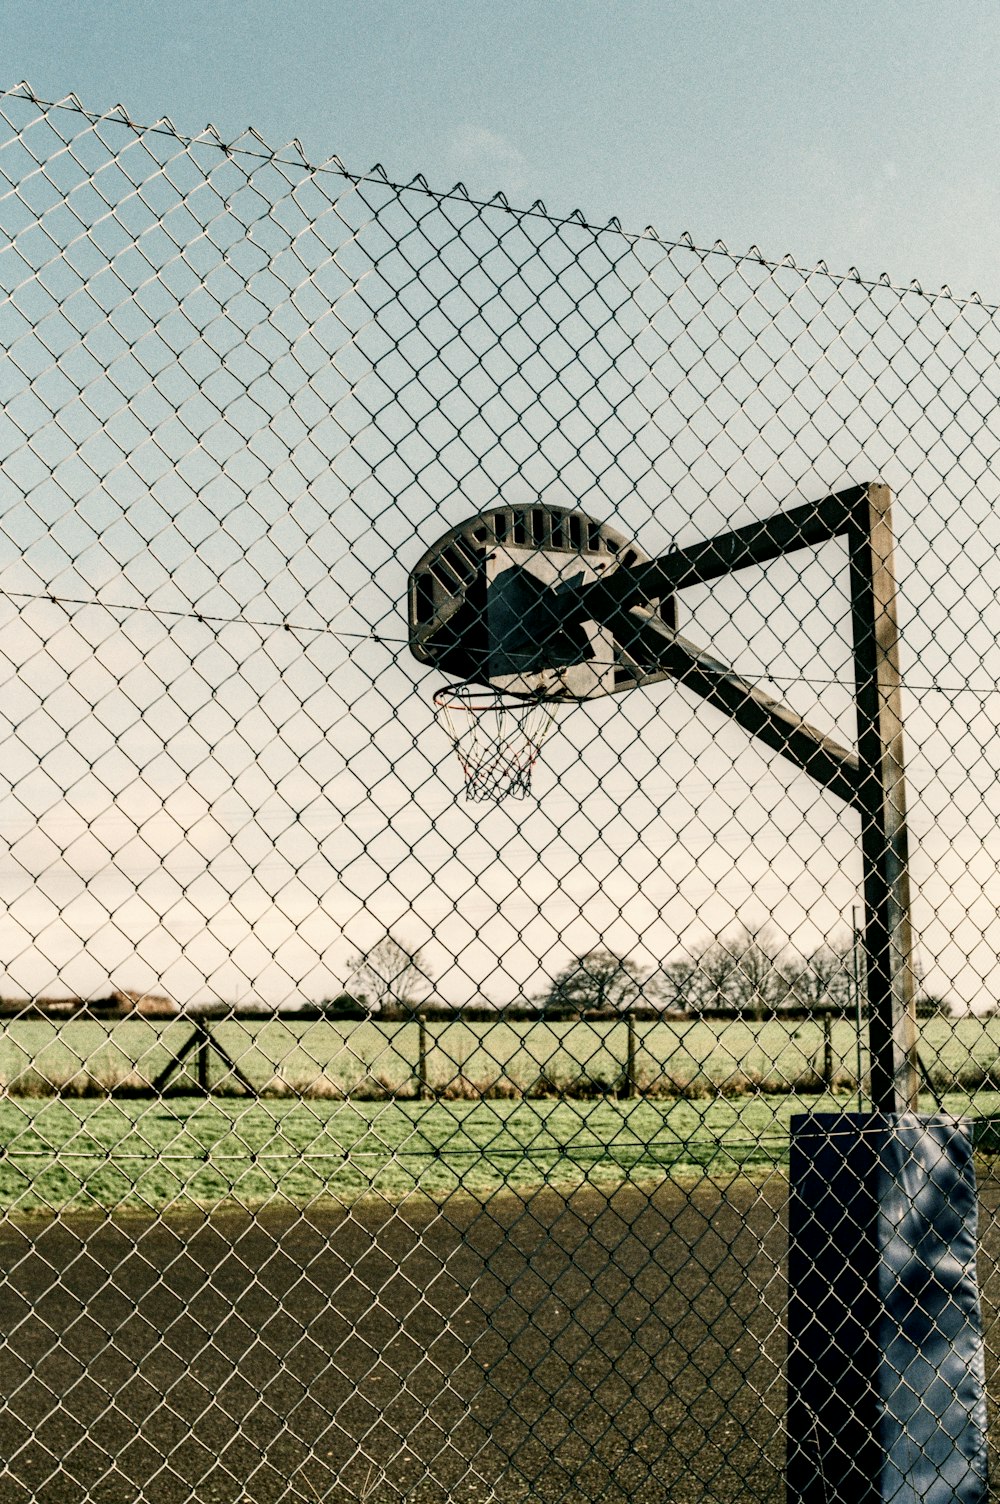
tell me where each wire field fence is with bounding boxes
[3,79,1000,1503]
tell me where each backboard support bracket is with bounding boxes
[576,482,918,1114]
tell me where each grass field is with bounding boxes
[3,1084,999,1218]
[4,1013,1000,1217]
[3,1011,1000,1096]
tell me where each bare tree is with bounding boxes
[348,935,434,1017]
[650,955,699,1013]
[686,938,741,1014]
[540,949,647,1017]
[727,926,794,1019]
[787,938,856,1015]
[680,927,792,1016]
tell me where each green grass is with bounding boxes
[4,1012,1000,1216]
[3,1087,999,1218]
[0,1092,812,1216]
[3,1012,999,1095]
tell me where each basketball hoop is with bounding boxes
[433,682,560,801]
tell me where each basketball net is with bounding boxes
[433,682,561,801]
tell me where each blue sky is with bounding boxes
[7,0,1000,299]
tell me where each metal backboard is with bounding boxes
[485,543,617,698]
[408,502,669,700]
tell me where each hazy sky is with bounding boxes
[7,0,1000,300]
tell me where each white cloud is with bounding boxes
[445,125,530,196]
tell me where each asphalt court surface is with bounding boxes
[1,1172,998,1504]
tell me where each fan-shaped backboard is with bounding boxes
[408,503,673,700]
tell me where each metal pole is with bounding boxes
[847,484,919,1113]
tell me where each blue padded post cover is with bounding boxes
[787,1113,987,1504]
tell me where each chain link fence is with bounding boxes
[2,80,1000,1502]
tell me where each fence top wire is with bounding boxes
[3,77,997,315]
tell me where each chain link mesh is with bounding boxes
[2,80,1000,1502]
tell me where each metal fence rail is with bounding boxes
[2,80,1000,1503]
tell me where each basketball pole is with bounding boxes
[562,481,919,1113]
[845,484,919,1115]
[553,483,983,1498]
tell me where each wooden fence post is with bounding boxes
[196,1022,210,1093]
[626,1013,637,1098]
[417,1014,429,1100]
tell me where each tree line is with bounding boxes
[335,929,946,1022]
